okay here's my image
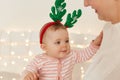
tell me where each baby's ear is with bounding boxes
[40,43,47,51]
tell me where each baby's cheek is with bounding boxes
[67,50,70,55]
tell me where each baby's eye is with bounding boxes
[65,40,69,43]
[55,41,61,44]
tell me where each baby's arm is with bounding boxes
[72,31,103,63]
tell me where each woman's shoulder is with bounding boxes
[103,22,112,29]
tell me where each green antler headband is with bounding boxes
[49,0,66,22]
[49,0,82,28]
[40,0,82,44]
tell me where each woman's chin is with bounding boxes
[98,15,110,22]
[98,15,104,20]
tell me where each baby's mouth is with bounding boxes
[61,50,67,53]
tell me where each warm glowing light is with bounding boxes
[11,61,15,65]
[0,39,6,42]
[12,78,16,80]
[4,62,8,67]
[25,43,29,46]
[81,66,85,79]
[24,58,29,62]
[6,31,11,34]
[77,45,84,48]
[11,51,15,55]
[25,39,29,43]
[23,67,26,70]
[81,70,84,73]
[70,40,74,44]
[11,42,17,46]
[81,74,84,78]
[17,56,21,59]
[0,57,2,60]
[81,67,84,70]
[0,76,3,79]
[28,51,33,56]
[84,37,88,40]
[0,30,93,79]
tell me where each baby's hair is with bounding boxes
[47,22,66,31]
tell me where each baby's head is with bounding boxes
[38,0,82,59]
[40,22,70,59]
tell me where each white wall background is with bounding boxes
[0,0,105,34]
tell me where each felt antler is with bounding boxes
[49,0,82,28]
[49,0,67,22]
[40,0,82,44]
[64,9,82,28]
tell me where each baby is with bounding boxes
[22,22,102,80]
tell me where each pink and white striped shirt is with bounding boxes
[23,42,99,80]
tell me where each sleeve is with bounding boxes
[21,55,42,77]
[72,41,100,63]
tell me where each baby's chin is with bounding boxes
[58,52,70,59]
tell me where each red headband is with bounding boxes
[40,0,82,44]
[40,21,60,44]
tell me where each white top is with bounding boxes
[84,22,120,80]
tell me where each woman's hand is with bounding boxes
[93,31,103,46]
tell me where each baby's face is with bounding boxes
[42,28,70,59]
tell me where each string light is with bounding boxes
[0,76,3,79]
[84,36,88,40]
[11,51,15,55]
[17,56,21,59]
[77,45,84,48]
[0,57,2,60]
[0,38,6,42]
[6,31,11,34]
[3,62,8,67]
[23,67,26,70]
[0,30,94,80]
[11,61,15,65]
[28,51,33,56]
[11,42,17,46]
[12,78,16,80]
[81,66,85,79]
[70,40,74,44]
[25,43,29,46]
[25,39,29,43]
[24,58,29,62]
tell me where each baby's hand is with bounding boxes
[93,31,103,46]
[23,72,39,80]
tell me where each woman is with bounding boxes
[83,0,120,80]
